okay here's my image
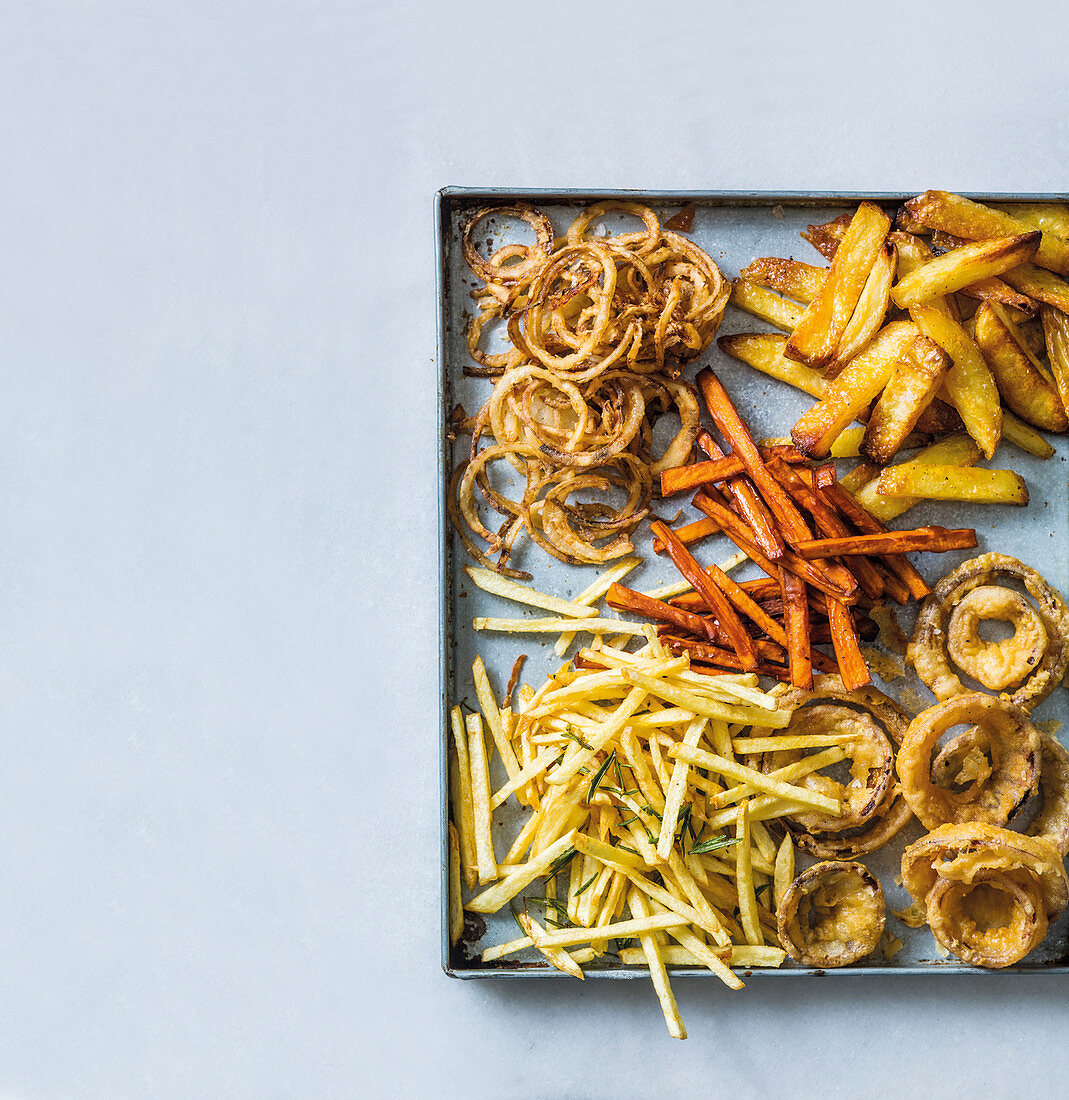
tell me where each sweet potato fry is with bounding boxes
[650,521,758,669]
[890,233,1041,310]
[780,568,811,690]
[694,429,783,561]
[606,583,715,640]
[718,333,829,399]
[827,598,871,690]
[903,190,1069,276]
[861,335,949,465]
[766,457,885,600]
[875,464,1029,506]
[786,202,891,368]
[792,526,978,559]
[973,302,1068,432]
[790,321,919,458]
[908,302,1002,458]
[740,256,828,302]
[660,446,805,497]
[698,368,814,547]
[691,492,857,604]
[650,516,720,551]
[814,474,931,601]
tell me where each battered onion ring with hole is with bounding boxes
[902,822,1069,920]
[777,860,885,967]
[908,553,1069,709]
[947,586,1047,692]
[767,704,894,836]
[901,822,1068,967]
[769,677,913,858]
[462,204,554,285]
[926,867,1047,968]
[897,693,1040,830]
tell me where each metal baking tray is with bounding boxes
[436,189,1069,979]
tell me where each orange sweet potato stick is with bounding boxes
[691,492,858,604]
[605,583,717,641]
[814,470,931,600]
[780,567,812,690]
[696,432,784,561]
[766,457,886,601]
[697,369,816,546]
[792,527,978,559]
[650,520,759,669]
[828,597,872,690]
[651,516,720,552]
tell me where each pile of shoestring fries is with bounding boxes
[723,191,1069,507]
[449,631,860,1038]
[450,201,730,576]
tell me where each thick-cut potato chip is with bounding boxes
[731,279,806,331]
[862,335,949,464]
[890,233,1040,310]
[854,434,982,521]
[1001,264,1069,313]
[740,256,826,302]
[909,302,1002,458]
[904,189,1069,276]
[875,463,1028,506]
[786,202,891,368]
[718,333,828,399]
[1041,305,1069,419]
[790,321,918,457]
[993,201,1069,241]
[973,302,1068,431]
[1001,409,1056,459]
[829,239,896,372]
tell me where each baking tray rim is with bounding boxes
[435,187,1069,979]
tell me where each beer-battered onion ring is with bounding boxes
[931,730,1069,856]
[777,860,885,967]
[901,823,1069,968]
[908,553,1069,709]
[925,868,1048,968]
[768,677,913,857]
[947,587,1048,692]
[767,704,894,836]
[902,822,1069,920]
[1028,735,1069,857]
[897,693,1040,830]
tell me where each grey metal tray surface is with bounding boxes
[436,189,1069,979]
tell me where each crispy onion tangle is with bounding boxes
[452,201,729,574]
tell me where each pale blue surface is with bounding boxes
[0,1,1067,1096]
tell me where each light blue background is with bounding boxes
[1,1,1068,1096]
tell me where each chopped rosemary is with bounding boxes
[587,750,617,802]
[573,872,599,898]
[546,845,578,878]
[689,833,739,855]
[561,726,593,751]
